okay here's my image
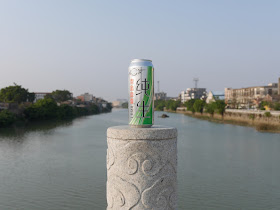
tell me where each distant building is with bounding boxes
[34,92,51,102]
[154,92,167,100]
[225,79,280,109]
[166,96,178,101]
[206,91,225,104]
[180,88,207,103]
[77,93,94,102]
[112,99,127,108]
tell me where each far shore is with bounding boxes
[163,109,280,133]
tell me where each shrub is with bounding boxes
[58,104,77,119]
[249,114,255,120]
[24,98,59,120]
[264,112,272,118]
[274,103,280,111]
[89,104,100,114]
[0,110,17,127]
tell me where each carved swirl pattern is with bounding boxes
[107,137,177,209]
[107,175,140,210]
[124,142,165,177]
[142,176,176,210]
[107,145,115,170]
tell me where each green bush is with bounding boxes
[264,112,272,118]
[89,104,100,114]
[249,114,255,120]
[274,103,280,111]
[24,98,59,120]
[0,110,17,127]
[58,104,77,119]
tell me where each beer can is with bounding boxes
[128,59,154,127]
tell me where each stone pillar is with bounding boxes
[106,125,177,210]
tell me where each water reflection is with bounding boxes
[0,119,76,140]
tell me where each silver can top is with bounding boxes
[131,59,152,63]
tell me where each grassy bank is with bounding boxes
[173,110,280,133]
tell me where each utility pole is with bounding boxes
[193,78,199,89]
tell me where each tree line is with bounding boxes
[0,84,112,127]
[155,99,226,115]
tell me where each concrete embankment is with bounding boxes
[174,108,280,133]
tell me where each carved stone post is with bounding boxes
[106,125,177,210]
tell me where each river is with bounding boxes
[0,109,279,209]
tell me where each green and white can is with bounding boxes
[128,59,154,127]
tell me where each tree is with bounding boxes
[215,100,226,115]
[166,100,180,111]
[193,99,206,114]
[184,99,196,113]
[27,92,35,103]
[48,90,73,102]
[205,102,216,115]
[0,84,35,103]
[155,100,165,111]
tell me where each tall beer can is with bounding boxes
[128,59,154,127]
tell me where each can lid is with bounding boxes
[131,59,152,63]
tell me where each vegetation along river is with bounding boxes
[0,109,279,209]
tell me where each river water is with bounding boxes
[0,109,279,210]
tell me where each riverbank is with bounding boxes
[172,109,280,133]
[0,99,112,128]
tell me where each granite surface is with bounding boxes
[107,125,177,210]
[107,125,177,140]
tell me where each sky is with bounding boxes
[0,0,279,101]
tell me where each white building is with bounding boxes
[34,92,51,102]
[83,93,93,102]
[225,80,280,108]
[112,99,127,108]
[180,88,207,103]
[206,91,225,104]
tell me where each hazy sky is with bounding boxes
[1,0,279,101]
